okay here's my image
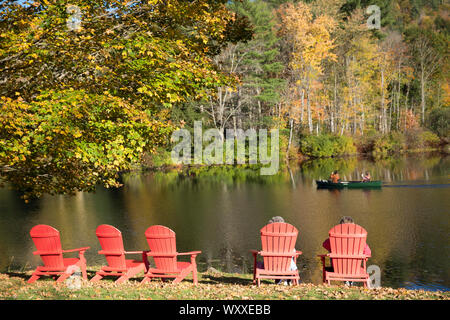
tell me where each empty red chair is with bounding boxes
[250,222,302,286]
[142,225,201,285]
[28,224,90,283]
[91,224,149,283]
[318,223,371,287]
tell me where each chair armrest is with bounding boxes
[250,250,260,256]
[62,247,90,253]
[98,250,148,255]
[295,250,303,256]
[124,250,149,255]
[177,251,201,256]
[146,252,177,257]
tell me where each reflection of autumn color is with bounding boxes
[0,154,448,288]
[407,168,422,180]
[330,189,341,198]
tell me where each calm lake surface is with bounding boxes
[0,153,449,291]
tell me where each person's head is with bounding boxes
[339,216,354,224]
[334,170,339,174]
[268,216,285,224]
[365,171,370,175]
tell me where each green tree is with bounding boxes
[231,0,286,128]
[0,0,251,199]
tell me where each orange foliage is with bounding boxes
[400,109,420,130]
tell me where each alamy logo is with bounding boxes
[65,265,82,290]
[171,121,279,175]
[367,5,381,30]
[367,264,381,288]
[66,5,82,32]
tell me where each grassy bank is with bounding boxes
[140,129,448,171]
[0,269,447,300]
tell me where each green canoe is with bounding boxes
[316,180,382,189]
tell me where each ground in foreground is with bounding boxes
[0,270,447,300]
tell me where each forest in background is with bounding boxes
[0,0,448,198]
[167,0,449,160]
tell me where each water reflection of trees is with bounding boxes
[101,153,450,287]
[0,153,448,288]
[300,153,447,184]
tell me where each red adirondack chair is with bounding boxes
[318,223,370,287]
[250,222,302,286]
[142,225,201,285]
[91,224,149,283]
[28,225,90,283]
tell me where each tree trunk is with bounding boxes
[287,118,294,156]
[306,84,313,134]
[420,66,426,125]
[380,68,386,134]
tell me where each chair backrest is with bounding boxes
[96,224,127,269]
[328,223,367,275]
[145,225,177,272]
[30,225,64,269]
[260,222,298,272]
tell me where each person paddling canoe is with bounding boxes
[329,170,340,183]
[362,171,371,182]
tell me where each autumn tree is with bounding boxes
[277,1,337,133]
[0,0,251,198]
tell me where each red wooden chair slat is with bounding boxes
[27,225,90,283]
[319,223,370,287]
[142,225,201,285]
[91,224,148,283]
[251,222,302,286]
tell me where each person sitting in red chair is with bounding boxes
[323,216,371,256]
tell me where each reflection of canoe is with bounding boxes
[316,180,382,189]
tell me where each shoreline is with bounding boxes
[128,148,449,175]
[0,269,448,300]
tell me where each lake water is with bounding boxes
[0,153,448,291]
